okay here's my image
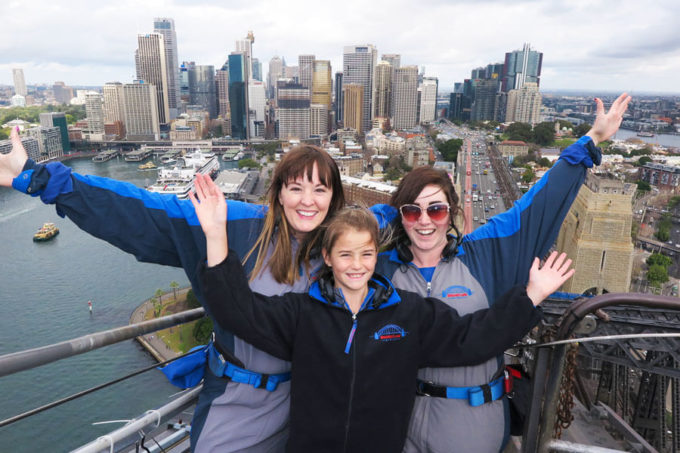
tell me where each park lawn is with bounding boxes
[553,138,576,149]
[157,320,202,353]
[143,288,203,353]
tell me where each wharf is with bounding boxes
[124,147,153,162]
[92,149,119,162]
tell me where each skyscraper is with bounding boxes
[277,81,310,139]
[39,112,70,153]
[52,82,74,104]
[228,52,249,139]
[342,45,378,133]
[299,55,315,90]
[248,80,266,138]
[506,82,542,125]
[12,69,27,96]
[136,33,170,124]
[188,65,217,118]
[235,32,254,78]
[392,66,418,130]
[216,64,230,119]
[103,82,125,123]
[122,81,160,140]
[311,60,332,108]
[419,77,438,124]
[381,54,400,69]
[342,84,364,133]
[334,72,343,124]
[267,56,283,100]
[153,18,180,119]
[501,43,543,92]
[252,58,262,81]
[310,104,328,137]
[471,79,499,121]
[85,93,105,136]
[373,61,392,120]
[179,61,192,111]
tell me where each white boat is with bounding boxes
[147,152,219,199]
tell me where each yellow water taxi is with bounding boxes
[139,161,157,170]
[33,223,59,242]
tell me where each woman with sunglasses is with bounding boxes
[375,93,632,453]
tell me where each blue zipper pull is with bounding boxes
[344,314,357,354]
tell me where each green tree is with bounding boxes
[531,122,555,146]
[193,317,213,343]
[647,253,672,269]
[238,158,261,169]
[154,289,164,317]
[537,157,553,168]
[437,138,463,162]
[669,196,680,208]
[505,122,532,142]
[186,288,200,309]
[647,264,669,287]
[573,123,592,138]
[383,167,402,182]
[521,167,535,183]
[636,180,651,192]
[638,156,652,166]
[0,128,9,140]
[655,227,670,242]
[170,281,180,300]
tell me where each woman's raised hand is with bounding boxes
[586,93,632,145]
[0,127,29,187]
[526,251,575,306]
[189,173,228,266]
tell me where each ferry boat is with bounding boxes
[138,161,157,170]
[33,222,59,242]
[147,152,219,199]
[637,131,655,137]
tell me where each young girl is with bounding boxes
[190,173,575,452]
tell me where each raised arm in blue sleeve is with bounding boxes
[460,136,599,302]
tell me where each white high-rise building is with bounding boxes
[136,33,170,125]
[85,93,105,135]
[122,82,160,140]
[235,31,255,80]
[505,82,542,125]
[153,18,180,119]
[299,55,315,90]
[12,68,27,96]
[392,66,418,130]
[267,56,283,100]
[419,77,438,124]
[310,104,328,136]
[103,82,125,123]
[248,80,266,138]
[342,44,378,133]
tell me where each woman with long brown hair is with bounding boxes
[0,140,344,452]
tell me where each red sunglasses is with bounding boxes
[399,203,450,223]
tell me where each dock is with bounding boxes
[124,147,153,162]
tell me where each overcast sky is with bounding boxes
[2,0,679,94]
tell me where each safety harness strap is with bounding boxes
[207,342,291,392]
[416,376,506,407]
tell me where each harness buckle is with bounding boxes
[416,380,434,397]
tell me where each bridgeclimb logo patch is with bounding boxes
[442,285,473,298]
[373,324,407,342]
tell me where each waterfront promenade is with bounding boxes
[129,288,191,362]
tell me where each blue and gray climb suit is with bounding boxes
[12,161,309,452]
[374,136,601,453]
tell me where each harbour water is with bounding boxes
[0,156,237,452]
[614,129,680,148]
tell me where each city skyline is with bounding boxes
[2,0,680,94]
